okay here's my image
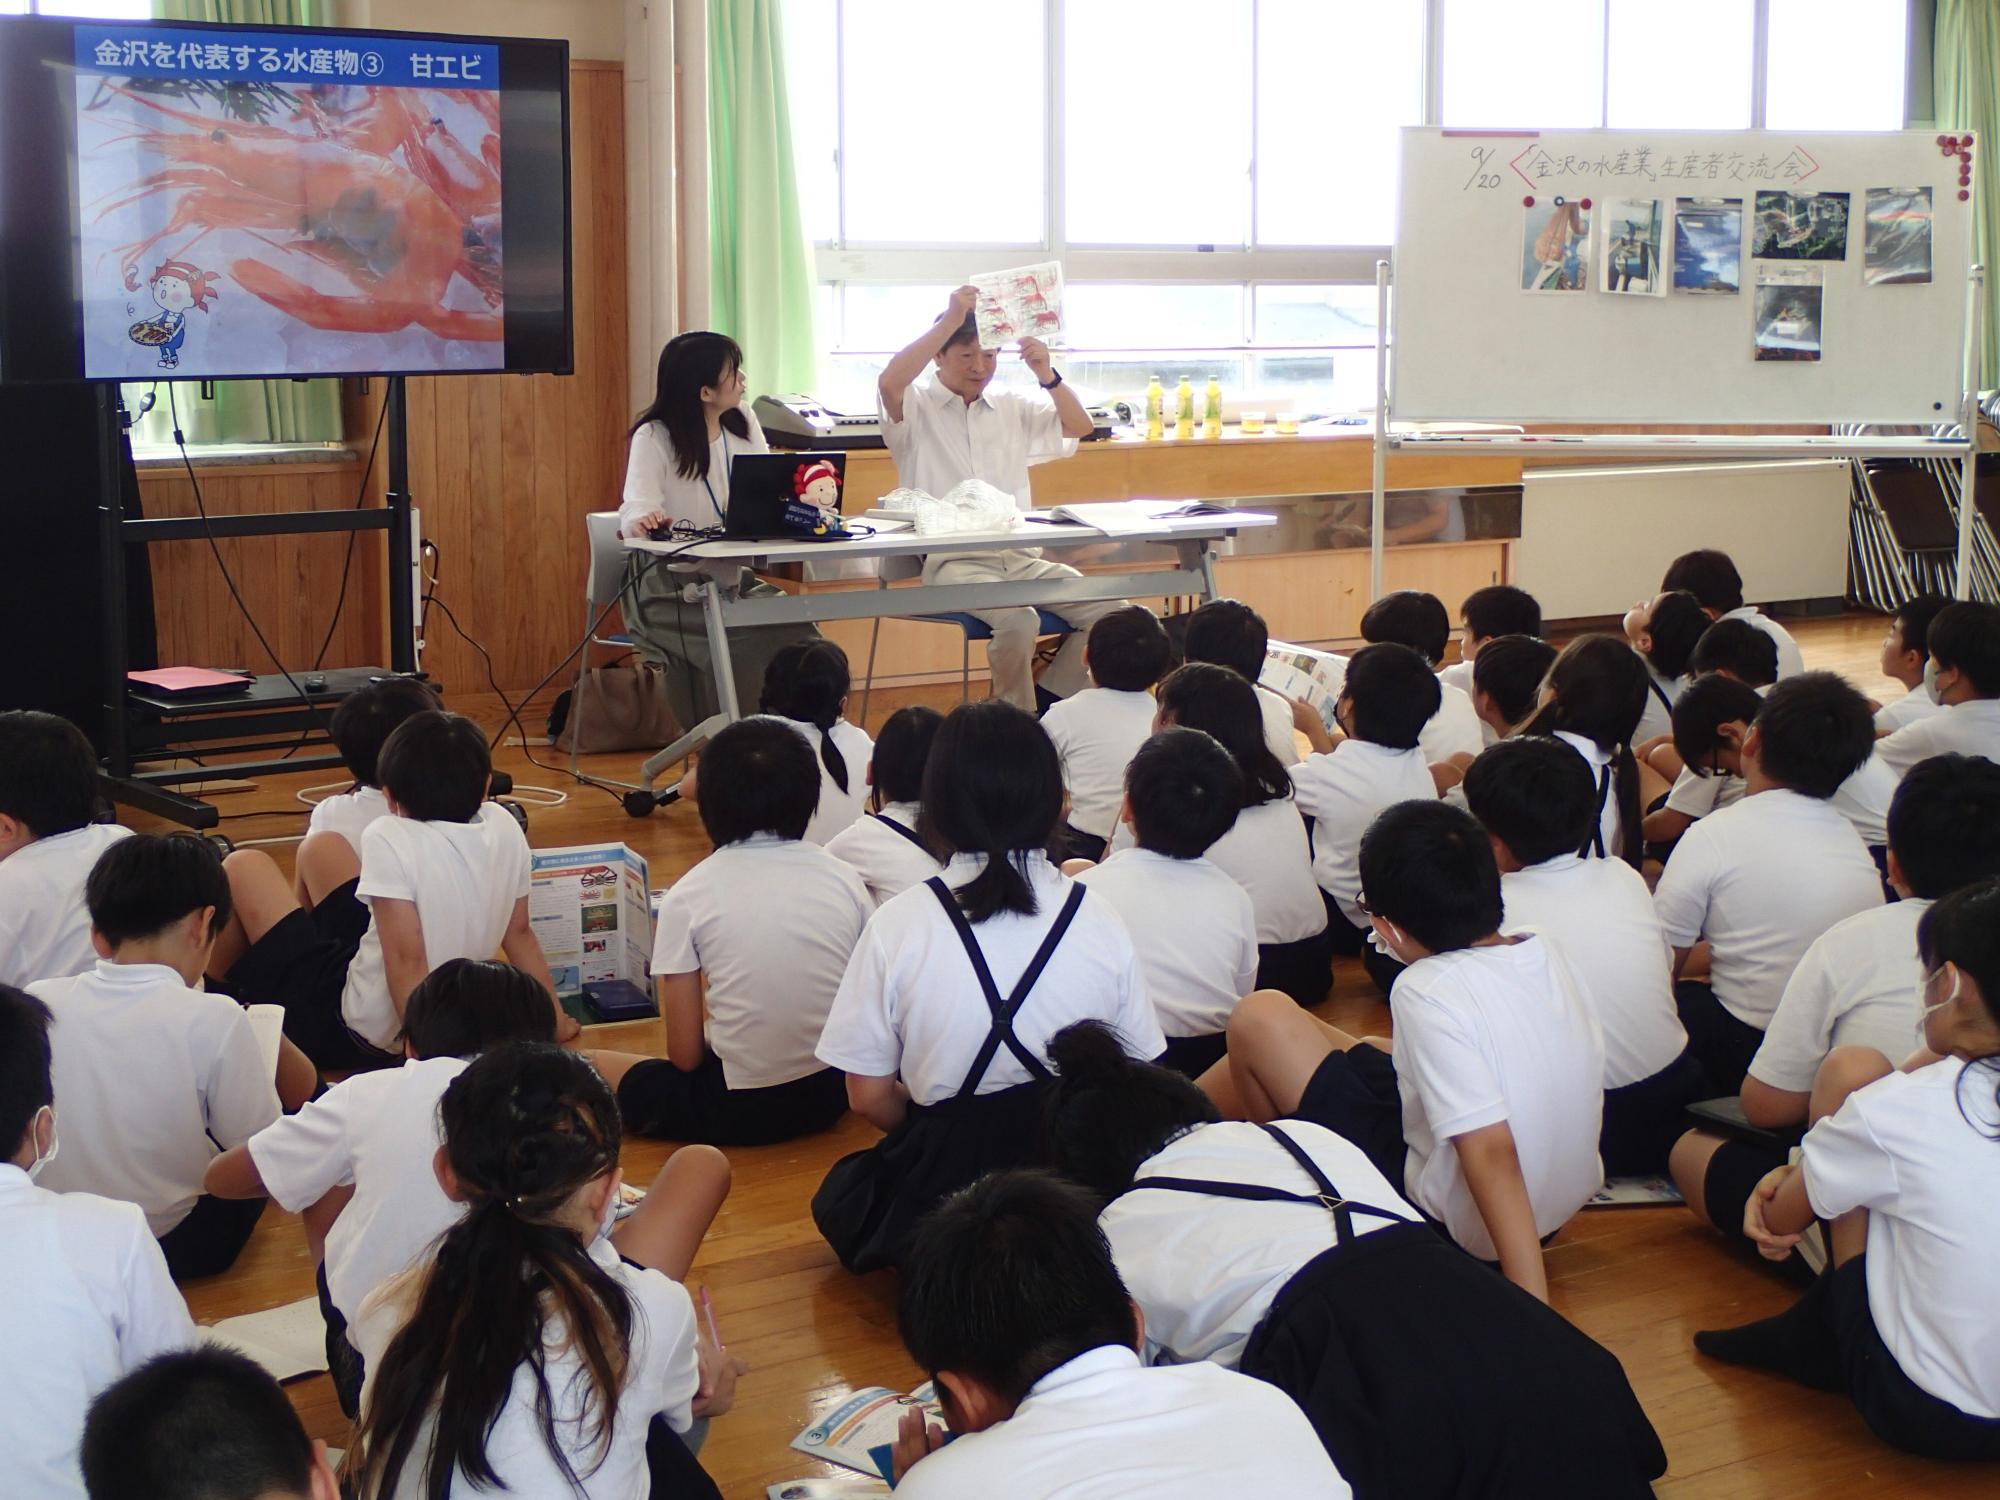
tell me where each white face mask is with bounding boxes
[1918,967,1959,1044]
[1923,658,1944,705]
[26,1106,57,1181]
[594,1179,622,1244]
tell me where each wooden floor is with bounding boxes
[146,611,1998,1497]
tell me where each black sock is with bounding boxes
[1694,1274,1845,1392]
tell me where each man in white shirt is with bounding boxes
[1653,674,1886,1092]
[33,834,281,1281]
[1876,600,2000,776]
[1662,547,1805,678]
[0,987,196,1500]
[878,286,1120,711]
[889,1170,1346,1499]
[0,710,133,989]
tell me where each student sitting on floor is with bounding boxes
[1288,644,1440,987]
[348,1042,736,1500]
[1463,738,1705,1176]
[1182,597,1301,767]
[1653,673,1885,1093]
[589,716,870,1147]
[811,700,1164,1274]
[0,710,131,990]
[824,704,945,906]
[1668,753,2000,1246]
[1877,600,2000,776]
[302,677,436,903]
[1692,876,2000,1461]
[1641,671,1758,849]
[886,1169,1346,1498]
[1873,593,1951,735]
[761,639,873,846]
[1466,633,1558,743]
[1518,634,1651,866]
[82,1349,339,1500]
[0,985,195,1500]
[1212,800,1604,1301]
[1044,1022,1668,1499]
[1358,590,1486,764]
[1438,583,1542,707]
[1623,588,1709,748]
[1662,547,1805,679]
[209,709,569,1072]
[33,835,282,1282]
[1042,605,1172,862]
[1076,728,1256,1078]
[202,959,556,1417]
[1149,664,1332,1006]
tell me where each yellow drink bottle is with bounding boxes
[1175,376,1194,440]
[1203,377,1223,440]
[1145,375,1164,441]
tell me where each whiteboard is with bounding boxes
[1391,128,1975,426]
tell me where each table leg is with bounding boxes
[704,577,742,721]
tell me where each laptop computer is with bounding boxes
[724,451,856,541]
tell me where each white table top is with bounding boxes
[625,508,1277,567]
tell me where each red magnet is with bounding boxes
[1523,195,1535,207]
[1961,190,1972,201]
[1580,197,1592,210]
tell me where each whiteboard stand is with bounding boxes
[1366,262,1988,608]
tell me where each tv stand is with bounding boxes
[94,378,421,829]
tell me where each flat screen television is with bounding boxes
[0,16,572,384]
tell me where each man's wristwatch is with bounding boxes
[1039,369,1063,390]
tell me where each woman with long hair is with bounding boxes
[346,1042,736,1498]
[617,332,820,727]
[1520,634,1651,868]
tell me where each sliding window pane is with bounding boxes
[1442,0,1604,129]
[1253,285,1379,346]
[1766,0,1907,131]
[1066,284,1244,349]
[783,0,839,242]
[1607,0,1752,129]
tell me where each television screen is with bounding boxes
[0,16,571,383]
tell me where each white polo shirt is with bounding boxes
[0,823,132,989]
[1290,740,1437,927]
[1803,1060,2000,1418]
[1748,899,1930,1094]
[1101,1120,1422,1368]
[353,1235,699,1499]
[1664,765,1746,821]
[823,802,942,907]
[344,805,534,1052]
[1829,753,1896,848]
[1551,730,1623,859]
[1041,687,1158,841]
[1877,697,2000,777]
[1419,681,1487,764]
[1634,670,1683,748]
[247,1055,468,1324]
[781,716,874,847]
[817,853,1162,1105]
[1439,658,1476,699]
[880,374,1076,513]
[1106,795,1326,947]
[1500,855,1686,1088]
[306,784,391,853]
[617,406,768,537]
[0,1165,195,1500]
[33,961,280,1236]
[1875,685,1942,734]
[653,834,873,1089]
[1652,789,1885,1028]
[1723,605,1805,679]
[893,1344,1348,1500]
[1255,684,1304,768]
[1077,850,1258,1038]
[1392,936,1606,1261]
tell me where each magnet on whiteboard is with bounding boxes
[1523,195,1535,207]
[1580,198,1592,210]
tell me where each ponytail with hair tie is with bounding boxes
[760,640,854,794]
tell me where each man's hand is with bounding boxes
[892,1405,947,1482]
[1019,336,1055,383]
[946,284,978,323]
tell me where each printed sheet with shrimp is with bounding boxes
[75,26,505,379]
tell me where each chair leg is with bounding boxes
[861,611,883,729]
[567,601,594,781]
[961,633,972,704]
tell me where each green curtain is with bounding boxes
[708,0,820,392]
[130,0,341,445]
[1936,0,2000,388]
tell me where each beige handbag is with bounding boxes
[548,659,681,753]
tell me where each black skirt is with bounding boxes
[1256,927,1335,1007]
[616,1054,848,1147]
[1239,1223,1667,1499]
[811,1080,1051,1274]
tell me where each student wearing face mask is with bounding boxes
[0,985,196,1500]
[1876,602,2000,778]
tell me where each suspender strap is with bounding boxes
[1118,1123,1409,1246]
[1646,676,1672,714]
[871,813,930,852]
[1579,764,1612,860]
[926,878,1087,1098]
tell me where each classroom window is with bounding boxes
[1765,0,1910,132]
[1605,0,1754,130]
[1440,0,1606,130]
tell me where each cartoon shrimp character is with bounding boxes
[128,259,219,369]
[794,459,842,514]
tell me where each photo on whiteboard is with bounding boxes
[1751,191,1850,261]
[1673,198,1743,294]
[1600,198,1667,295]
[1753,267,1824,362]
[1864,187,1933,286]
[1522,199,1591,292]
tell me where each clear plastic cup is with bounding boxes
[1239,411,1266,435]
[1276,414,1300,435]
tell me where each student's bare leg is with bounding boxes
[612,1144,732,1283]
[1668,1128,1729,1226]
[1059,857,1097,878]
[1809,1046,1894,1125]
[275,1036,320,1112]
[208,850,300,980]
[295,831,361,911]
[300,1185,354,1265]
[1211,989,1357,1123]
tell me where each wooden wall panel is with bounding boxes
[134,61,629,696]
